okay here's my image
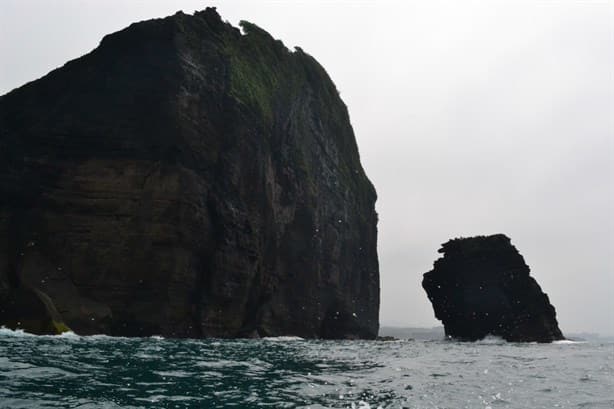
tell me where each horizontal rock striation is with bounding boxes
[0,8,379,338]
[422,234,564,342]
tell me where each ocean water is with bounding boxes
[0,329,612,409]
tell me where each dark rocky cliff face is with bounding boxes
[422,234,563,342]
[0,8,379,339]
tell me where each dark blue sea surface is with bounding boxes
[0,328,612,408]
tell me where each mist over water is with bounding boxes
[0,329,612,408]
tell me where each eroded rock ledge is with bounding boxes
[0,7,379,338]
[422,234,564,342]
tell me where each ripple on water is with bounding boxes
[153,370,193,378]
[5,365,81,379]
[0,330,611,408]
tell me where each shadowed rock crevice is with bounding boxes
[0,7,379,339]
[422,234,564,342]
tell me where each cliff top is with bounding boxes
[437,234,512,254]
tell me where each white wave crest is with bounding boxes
[0,327,82,339]
[261,336,304,341]
[56,331,80,339]
[473,335,506,345]
[553,339,585,345]
[0,327,36,337]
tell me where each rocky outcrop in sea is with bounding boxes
[0,8,379,339]
[422,234,564,342]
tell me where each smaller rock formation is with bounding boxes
[422,234,564,342]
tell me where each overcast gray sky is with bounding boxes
[1,1,612,336]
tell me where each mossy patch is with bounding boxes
[52,320,72,334]
[222,20,308,126]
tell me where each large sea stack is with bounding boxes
[422,234,563,342]
[0,8,379,338]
